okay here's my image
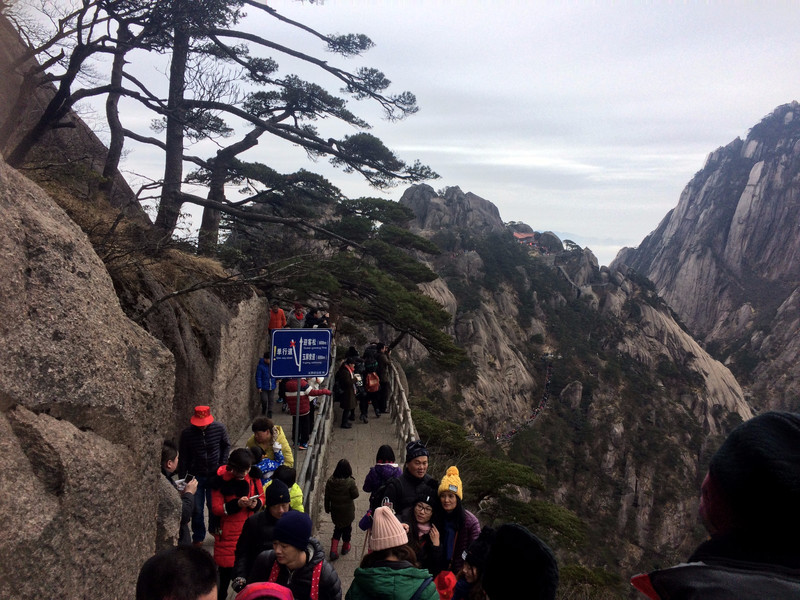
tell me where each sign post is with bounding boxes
[270,329,332,455]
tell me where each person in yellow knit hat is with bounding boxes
[434,466,481,576]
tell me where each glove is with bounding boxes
[232,577,247,593]
[273,441,282,452]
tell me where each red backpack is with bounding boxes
[266,558,323,600]
[365,372,380,393]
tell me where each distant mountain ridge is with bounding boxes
[393,183,751,587]
[614,101,800,412]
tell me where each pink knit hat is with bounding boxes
[369,506,408,551]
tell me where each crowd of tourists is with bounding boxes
[150,412,559,600]
[143,299,800,599]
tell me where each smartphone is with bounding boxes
[248,495,260,501]
[185,474,194,483]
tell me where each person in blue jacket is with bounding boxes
[256,353,277,418]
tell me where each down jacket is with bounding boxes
[233,508,287,581]
[248,537,342,600]
[210,465,264,568]
[178,421,231,478]
[324,476,359,528]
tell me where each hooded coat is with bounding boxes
[210,465,264,567]
[346,562,438,600]
[324,476,359,528]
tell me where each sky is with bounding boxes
[98,1,800,266]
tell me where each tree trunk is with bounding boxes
[197,126,264,255]
[5,43,91,167]
[99,23,130,201]
[153,22,189,235]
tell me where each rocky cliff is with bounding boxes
[0,17,268,598]
[397,184,751,582]
[614,102,800,412]
[0,155,175,598]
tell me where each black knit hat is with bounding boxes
[708,411,800,540]
[273,511,312,550]
[463,526,495,570]
[264,480,291,508]
[405,440,429,462]
[483,524,558,600]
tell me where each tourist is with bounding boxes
[482,523,558,600]
[433,466,480,575]
[248,511,342,600]
[160,439,197,547]
[631,411,800,598]
[256,354,277,418]
[346,506,439,600]
[178,406,230,545]
[232,479,293,593]
[324,459,359,560]
[403,493,443,576]
[247,416,293,469]
[136,546,217,600]
[210,448,264,600]
[382,440,438,514]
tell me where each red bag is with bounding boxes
[365,372,380,393]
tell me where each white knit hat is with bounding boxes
[370,506,408,551]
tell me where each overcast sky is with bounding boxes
[110,1,800,266]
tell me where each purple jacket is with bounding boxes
[363,463,402,493]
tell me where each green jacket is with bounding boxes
[324,476,359,528]
[346,564,437,600]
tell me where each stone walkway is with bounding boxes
[222,398,398,596]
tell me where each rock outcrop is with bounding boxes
[0,155,175,598]
[397,184,751,574]
[614,102,800,411]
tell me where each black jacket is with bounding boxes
[233,509,284,580]
[248,537,342,600]
[384,470,438,515]
[178,422,231,478]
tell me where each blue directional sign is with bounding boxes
[270,328,332,378]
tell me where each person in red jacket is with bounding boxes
[284,379,331,450]
[268,301,287,335]
[210,448,264,600]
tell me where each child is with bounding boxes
[363,444,402,508]
[273,465,305,512]
[249,445,283,487]
[324,458,359,560]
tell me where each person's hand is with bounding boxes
[429,524,440,546]
[238,496,250,508]
[273,441,282,452]
[248,497,259,509]
[184,479,198,495]
[402,523,410,533]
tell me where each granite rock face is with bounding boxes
[0,156,175,599]
[397,185,751,571]
[614,102,800,411]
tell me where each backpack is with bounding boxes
[368,477,395,511]
[365,372,380,393]
[268,558,323,600]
